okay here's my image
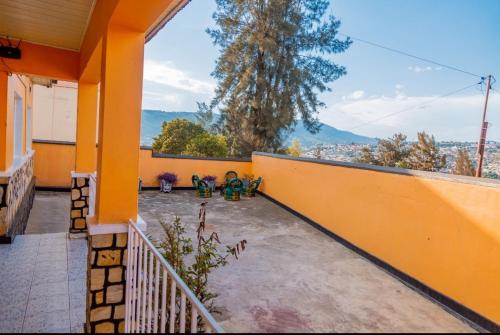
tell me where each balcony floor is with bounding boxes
[0,190,477,333]
[0,232,86,333]
[139,190,475,333]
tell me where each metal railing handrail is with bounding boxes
[126,220,224,333]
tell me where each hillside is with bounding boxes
[140,110,375,148]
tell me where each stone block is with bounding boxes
[106,284,123,304]
[97,250,121,267]
[116,233,127,248]
[95,291,103,304]
[71,209,82,219]
[74,218,86,229]
[119,321,125,333]
[82,187,89,196]
[92,234,113,248]
[72,189,81,200]
[74,200,86,208]
[77,177,86,187]
[95,322,115,333]
[114,304,125,319]
[90,269,105,291]
[108,267,122,283]
[90,306,111,322]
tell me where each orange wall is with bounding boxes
[32,143,252,189]
[252,153,500,325]
[32,142,75,188]
[0,39,79,81]
[139,149,252,187]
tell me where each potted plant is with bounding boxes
[202,175,217,192]
[158,172,177,193]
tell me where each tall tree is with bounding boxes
[452,148,475,176]
[203,0,351,156]
[401,132,446,172]
[355,133,409,167]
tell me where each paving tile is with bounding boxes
[69,306,85,329]
[69,279,86,294]
[69,291,86,309]
[22,310,71,333]
[26,293,70,318]
[68,268,86,281]
[29,281,69,299]
[37,252,68,263]
[35,259,68,273]
[0,278,32,296]
[0,287,29,308]
[0,303,26,322]
[0,317,23,333]
[70,324,85,333]
[32,269,68,285]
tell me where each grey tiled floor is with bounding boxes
[0,233,87,333]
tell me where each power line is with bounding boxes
[338,32,484,79]
[346,81,481,132]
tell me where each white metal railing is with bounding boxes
[88,173,97,217]
[125,222,224,333]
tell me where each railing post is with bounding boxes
[124,222,224,333]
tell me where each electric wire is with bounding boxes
[346,81,481,131]
[338,32,484,79]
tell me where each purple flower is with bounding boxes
[158,172,178,185]
[202,175,217,182]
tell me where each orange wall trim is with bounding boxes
[0,39,79,81]
[252,152,500,327]
[139,149,252,187]
[33,143,252,189]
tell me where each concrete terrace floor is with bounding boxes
[139,190,475,333]
[0,191,476,333]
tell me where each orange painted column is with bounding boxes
[75,81,98,173]
[95,25,144,224]
[0,72,8,171]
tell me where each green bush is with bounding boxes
[152,118,228,157]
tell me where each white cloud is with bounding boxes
[143,59,215,94]
[342,90,365,100]
[320,93,500,141]
[407,65,443,73]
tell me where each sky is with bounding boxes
[143,0,500,141]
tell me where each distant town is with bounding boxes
[302,141,500,179]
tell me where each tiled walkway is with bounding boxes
[0,233,86,333]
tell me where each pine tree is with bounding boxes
[355,133,408,167]
[356,146,378,165]
[402,132,446,172]
[452,148,475,176]
[376,133,409,167]
[203,0,351,156]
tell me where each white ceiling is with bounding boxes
[0,0,95,51]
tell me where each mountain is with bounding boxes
[140,110,375,148]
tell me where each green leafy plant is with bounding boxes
[149,202,247,331]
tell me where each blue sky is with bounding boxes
[143,0,500,141]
